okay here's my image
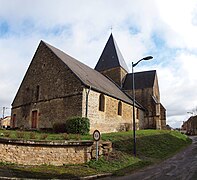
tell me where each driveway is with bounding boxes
[101,136,197,180]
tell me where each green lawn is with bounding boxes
[87,130,191,175]
[0,129,192,178]
[0,129,92,141]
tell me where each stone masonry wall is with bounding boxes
[82,88,144,133]
[11,42,84,129]
[12,94,83,129]
[99,67,127,87]
[160,104,166,129]
[0,139,112,166]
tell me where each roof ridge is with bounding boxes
[112,35,129,72]
[42,41,139,107]
[129,70,156,74]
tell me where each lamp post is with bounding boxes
[132,56,153,156]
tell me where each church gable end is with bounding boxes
[12,41,83,107]
[11,41,84,129]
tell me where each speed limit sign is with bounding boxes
[93,130,101,141]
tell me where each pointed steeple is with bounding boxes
[95,34,129,87]
[95,33,129,72]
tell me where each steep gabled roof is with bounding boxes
[122,70,156,90]
[43,41,142,108]
[95,33,129,72]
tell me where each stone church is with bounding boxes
[11,34,166,133]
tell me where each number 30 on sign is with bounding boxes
[93,130,101,141]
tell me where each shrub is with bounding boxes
[125,123,131,131]
[39,128,53,133]
[3,132,11,138]
[40,134,48,140]
[29,132,36,139]
[53,123,67,133]
[75,134,81,140]
[66,117,90,135]
[61,133,69,140]
[16,131,25,139]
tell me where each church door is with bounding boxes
[31,110,38,129]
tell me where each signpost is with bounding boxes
[93,130,101,161]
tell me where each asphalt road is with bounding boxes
[101,136,197,180]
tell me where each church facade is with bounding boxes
[11,34,166,133]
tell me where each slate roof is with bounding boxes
[123,70,156,90]
[43,41,142,108]
[95,33,129,72]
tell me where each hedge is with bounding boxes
[66,117,90,135]
[52,117,90,135]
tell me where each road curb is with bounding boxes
[0,173,112,180]
[79,173,112,179]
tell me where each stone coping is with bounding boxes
[0,138,94,147]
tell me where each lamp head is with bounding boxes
[132,56,153,67]
[142,56,153,60]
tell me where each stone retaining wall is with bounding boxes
[0,138,112,166]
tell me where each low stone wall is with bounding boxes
[91,141,112,158]
[0,138,112,166]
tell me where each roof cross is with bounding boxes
[110,26,113,33]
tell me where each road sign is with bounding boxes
[93,130,101,161]
[93,130,101,141]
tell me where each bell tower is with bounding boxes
[95,34,129,87]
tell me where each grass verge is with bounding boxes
[0,130,192,179]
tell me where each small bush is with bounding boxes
[53,123,67,133]
[40,134,48,140]
[61,133,69,140]
[66,117,90,135]
[125,123,131,131]
[3,132,11,138]
[118,124,126,132]
[29,132,36,139]
[75,134,81,140]
[39,128,53,133]
[16,131,25,139]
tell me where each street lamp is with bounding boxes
[132,56,153,156]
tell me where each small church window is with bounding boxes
[118,101,122,116]
[99,94,105,112]
[137,109,140,119]
[36,85,40,101]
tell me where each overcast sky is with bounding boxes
[1,0,197,128]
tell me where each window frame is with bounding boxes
[99,94,105,112]
[118,101,122,116]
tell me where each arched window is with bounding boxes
[118,101,122,116]
[99,94,105,112]
[137,108,140,119]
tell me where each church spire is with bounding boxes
[95,33,129,73]
[95,34,129,87]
